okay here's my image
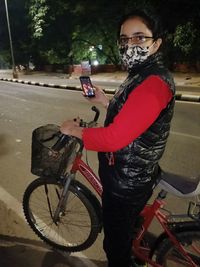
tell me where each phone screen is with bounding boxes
[79,76,95,97]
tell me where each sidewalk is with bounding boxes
[0,69,200,102]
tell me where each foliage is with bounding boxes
[173,22,197,55]
[28,0,49,39]
[0,51,11,68]
[1,0,200,68]
[26,0,73,65]
[71,25,119,65]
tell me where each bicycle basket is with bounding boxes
[31,124,78,177]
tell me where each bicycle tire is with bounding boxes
[156,231,200,266]
[23,177,100,252]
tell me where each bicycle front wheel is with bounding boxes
[23,177,100,252]
[156,231,200,266]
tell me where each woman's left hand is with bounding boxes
[60,120,79,135]
[60,119,83,139]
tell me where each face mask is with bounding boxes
[119,43,154,69]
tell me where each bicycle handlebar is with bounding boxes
[52,106,100,152]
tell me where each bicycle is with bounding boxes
[23,106,200,266]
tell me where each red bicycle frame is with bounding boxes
[71,152,198,267]
[133,199,198,267]
[71,152,103,196]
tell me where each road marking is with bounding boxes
[171,131,200,140]
[0,186,98,267]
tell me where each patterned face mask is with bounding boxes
[119,44,153,69]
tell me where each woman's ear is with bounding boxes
[154,38,162,52]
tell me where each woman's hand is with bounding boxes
[84,85,110,109]
[60,119,83,139]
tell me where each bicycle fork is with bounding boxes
[52,174,74,224]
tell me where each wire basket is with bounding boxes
[31,124,78,177]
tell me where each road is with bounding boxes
[0,81,200,266]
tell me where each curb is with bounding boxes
[1,77,200,103]
[175,93,200,102]
[0,77,81,91]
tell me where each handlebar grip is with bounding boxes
[51,133,69,151]
[91,106,100,122]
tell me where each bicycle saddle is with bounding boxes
[158,171,200,197]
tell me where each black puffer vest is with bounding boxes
[98,52,176,200]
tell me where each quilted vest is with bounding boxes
[98,52,176,199]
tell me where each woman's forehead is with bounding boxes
[120,17,152,36]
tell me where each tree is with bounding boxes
[1,0,200,69]
[26,0,164,66]
[0,0,31,66]
[158,0,200,67]
[26,0,74,65]
[173,22,198,61]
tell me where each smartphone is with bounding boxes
[79,76,95,97]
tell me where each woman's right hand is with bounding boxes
[85,85,110,109]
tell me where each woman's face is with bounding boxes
[119,16,161,56]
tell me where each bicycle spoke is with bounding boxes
[191,243,200,254]
[23,178,100,252]
[28,183,92,246]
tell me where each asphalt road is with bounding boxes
[0,81,200,266]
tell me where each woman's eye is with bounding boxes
[120,38,127,44]
[137,36,145,42]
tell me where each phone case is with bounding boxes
[80,76,95,97]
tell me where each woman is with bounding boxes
[61,9,175,267]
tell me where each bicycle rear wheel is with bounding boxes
[156,231,200,266]
[23,177,101,252]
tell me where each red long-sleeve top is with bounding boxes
[82,75,172,152]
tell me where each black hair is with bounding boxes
[118,9,165,41]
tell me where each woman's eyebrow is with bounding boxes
[120,31,145,37]
[131,32,145,36]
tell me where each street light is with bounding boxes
[4,0,18,78]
